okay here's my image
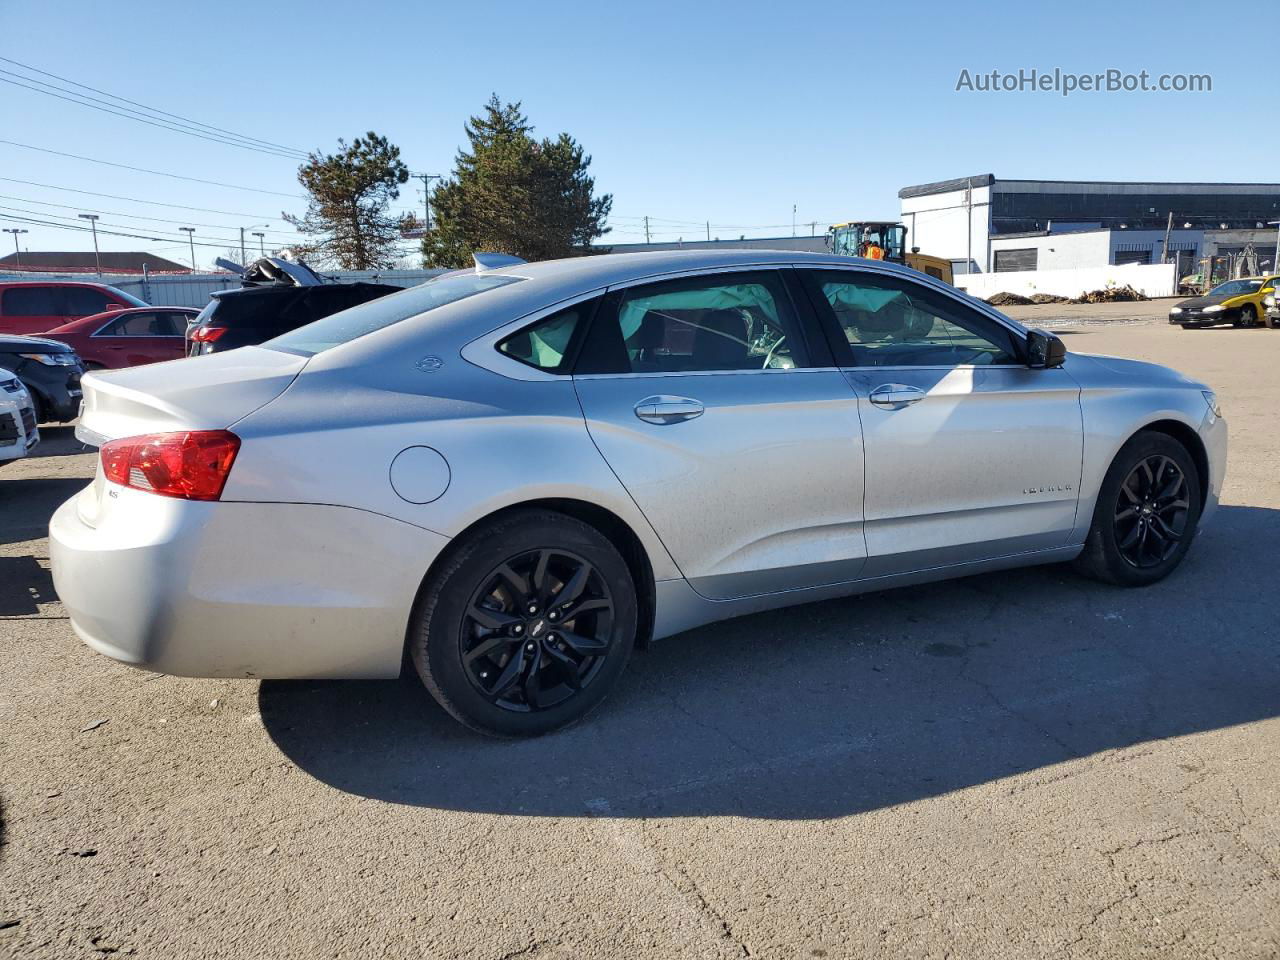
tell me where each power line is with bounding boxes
[0,176,285,220]
[0,192,299,240]
[0,55,307,157]
[0,74,307,160]
[0,140,305,198]
[0,212,274,250]
[0,202,285,248]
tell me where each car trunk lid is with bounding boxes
[73,346,306,527]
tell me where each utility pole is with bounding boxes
[3,227,28,267]
[414,173,442,229]
[809,221,817,236]
[1270,221,1280,273]
[1160,211,1174,263]
[792,204,797,237]
[644,215,651,244]
[706,221,710,242]
[253,231,266,257]
[239,226,247,267]
[179,227,196,272]
[78,214,101,276]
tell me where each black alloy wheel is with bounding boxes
[409,509,638,737]
[1113,455,1190,569]
[1073,431,1202,586]
[461,548,615,712]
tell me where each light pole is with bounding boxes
[179,227,196,272]
[1269,221,1280,273]
[78,214,102,276]
[252,231,266,257]
[2,227,28,267]
[240,223,269,265]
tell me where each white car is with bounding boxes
[0,372,39,466]
[50,251,1226,736]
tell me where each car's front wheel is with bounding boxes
[1234,305,1258,328]
[409,509,638,737]
[1073,431,1202,586]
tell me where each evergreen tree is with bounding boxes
[285,132,410,269]
[425,97,611,267]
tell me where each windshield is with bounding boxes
[104,284,149,308]
[1208,279,1262,297]
[264,272,524,356]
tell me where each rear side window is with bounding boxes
[2,287,61,316]
[497,304,588,373]
[64,287,111,316]
[266,273,523,356]
[576,271,803,374]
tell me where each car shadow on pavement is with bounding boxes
[0,477,84,546]
[27,426,93,460]
[262,502,1279,820]
[0,555,55,616]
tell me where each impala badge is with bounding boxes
[1024,483,1074,495]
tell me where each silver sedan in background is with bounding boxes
[50,251,1226,736]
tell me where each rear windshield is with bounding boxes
[263,273,524,356]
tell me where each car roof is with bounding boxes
[485,248,920,288]
[0,279,124,288]
[306,249,996,372]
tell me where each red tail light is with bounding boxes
[190,326,228,343]
[101,431,240,501]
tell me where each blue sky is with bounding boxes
[0,0,1274,265]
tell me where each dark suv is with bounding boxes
[0,334,85,422]
[187,258,399,355]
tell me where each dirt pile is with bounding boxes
[986,292,1033,306]
[986,285,1150,306]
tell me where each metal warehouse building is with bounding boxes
[900,175,1280,275]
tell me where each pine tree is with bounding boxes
[424,97,612,268]
[285,132,410,269]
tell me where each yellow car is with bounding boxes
[1169,275,1280,328]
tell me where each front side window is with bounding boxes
[804,270,1021,367]
[64,287,111,316]
[98,312,177,336]
[498,304,587,373]
[577,271,803,375]
[266,272,524,356]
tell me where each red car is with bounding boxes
[43,306,199,369]
[0,281,148,335]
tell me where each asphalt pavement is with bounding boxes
[1,309,1277,959]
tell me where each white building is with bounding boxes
[900,174,1280,274]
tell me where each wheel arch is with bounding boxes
[1134,418,1210,510]
[408,498,658,659]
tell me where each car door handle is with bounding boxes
[869,384,927,406]
[634,395,705,424]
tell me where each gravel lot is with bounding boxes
[2,306,1278,960]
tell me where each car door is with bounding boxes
[798,266,1084,576]
[91,312,179,366]
[571,268,867,600]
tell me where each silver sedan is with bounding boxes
[50,251,1227,736]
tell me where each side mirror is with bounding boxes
[1026,328,1066,369]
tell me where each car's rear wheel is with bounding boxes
[409,509,637,737]
[1073,432,1202,586]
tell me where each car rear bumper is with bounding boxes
[50,489,450,679]
[0,399,39,462]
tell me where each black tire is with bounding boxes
[1073,431,1202,586]
[409,509,637,737]
[1233,305,1257,328]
